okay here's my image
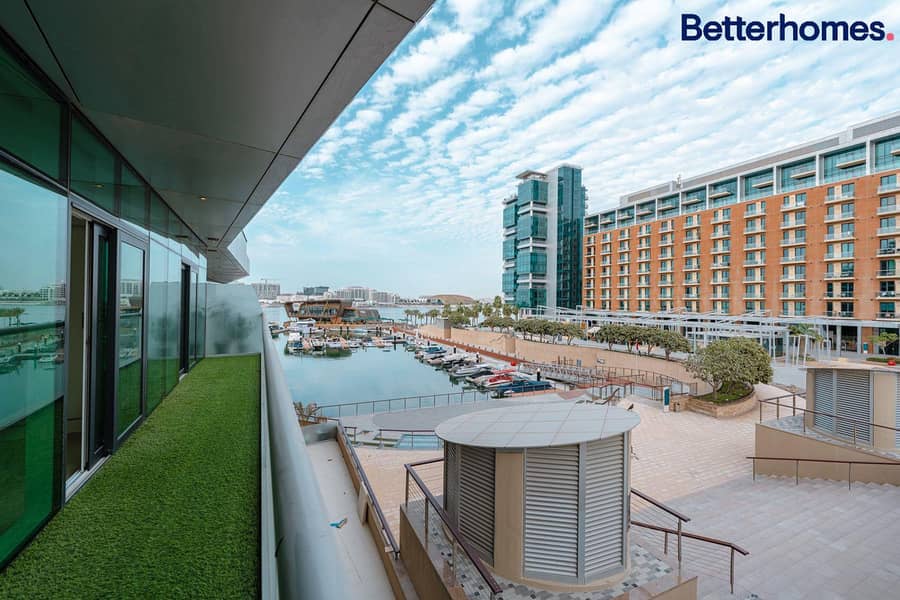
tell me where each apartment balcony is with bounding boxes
[617,258,630,265]
[824,310,855,318]
[878,269,898,278]
[780,200,806,211]
[600,248,611,255]
[710,246,731,254]
[743,277,765,283]
[710,231,731,240]
[710,262,731,270]
[823,292,856,299]
[778,256,806,265]
[780,220,807,229]
[659,281,674,287]
[824,231,855,241]
[780,275,807,282]
[659,239,674,247]
[619,232,630,239]
[682,293,700,299]
[823,253,854,261]
[780,237,807,247]
[744,242,765,250]
[744,259,766,266]
[683,264,701,272]
[584,282,595,290]
[711,294,731,301]
[877,291,897,298]
[878,226,900,236]
[617,294,630,300]
[780,295,807,300]
[824,271,855,280]
[710,215,731,225]
[825,191,856,203]
[637,242,651,249]
[683,220,701,230]
[878,181,900,194]
[658,267,674,274]
[877,204,900,215]
[637,256,651,263]
[877,246,899,256]
[743,294,765,300]
[878,311,898,319]
[824,213,855,223]
[659,223,674,232]
[780,311,808,317]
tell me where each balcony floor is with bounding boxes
[0,355,261,599]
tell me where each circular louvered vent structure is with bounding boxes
[807,364,900,450]
[435,403,640,589]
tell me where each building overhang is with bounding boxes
[0,1,433,282]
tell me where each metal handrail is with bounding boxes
[746,455,900,490]
[376,428,442,449]
[313,389,491,418]
[758,394,900,444]
[336,423,400,557]
[630,520,748,594]
[632,488,691,523]
[404,460,503,597]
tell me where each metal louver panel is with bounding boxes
[895,375,900,448]
[458,445,495,562]
[444,442,459,527]
[524,445,579,580]
[584,436,625,577]
[835,371,871,443]
[814,370,835,432]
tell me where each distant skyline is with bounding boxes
[244,0,900,297]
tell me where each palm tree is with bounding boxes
[493,295,503,310]
[427,309,439,323]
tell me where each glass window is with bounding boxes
[70,117,117,213]
[0,161,66,565]
[146,241,168,413]
[120,165,148,233]
[117,242,144,437]
[0,44,63,179]
[165,251,182,393]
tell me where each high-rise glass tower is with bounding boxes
[502,165,586,309]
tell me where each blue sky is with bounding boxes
[244,0,900,298]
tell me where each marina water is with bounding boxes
[263,306,473,410]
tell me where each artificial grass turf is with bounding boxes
[0,355,260,599]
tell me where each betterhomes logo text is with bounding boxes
[682,13,893,42]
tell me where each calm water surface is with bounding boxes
[264,306,471,408]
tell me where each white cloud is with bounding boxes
[257,0,900,298]
[371,30,472,102]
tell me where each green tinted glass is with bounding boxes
[0,45,63,179]
[0,162,65,565]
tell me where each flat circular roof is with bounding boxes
[435,403,640,449]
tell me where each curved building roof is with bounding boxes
[435,403,640,449]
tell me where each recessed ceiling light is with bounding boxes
[95,184,104,189]
[199,196,207,201]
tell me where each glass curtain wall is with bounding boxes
[0,35,206,567]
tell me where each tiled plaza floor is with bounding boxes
[356,384,900,599]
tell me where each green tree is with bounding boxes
[686,337,772,402]
[658,330,691,361]
[427,309,439,324]
[872,331,899,355]
[493,295,503,310]
[482,305,494,320]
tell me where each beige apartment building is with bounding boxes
[581,113,900,355]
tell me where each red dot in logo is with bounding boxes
[889,32,895,41]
